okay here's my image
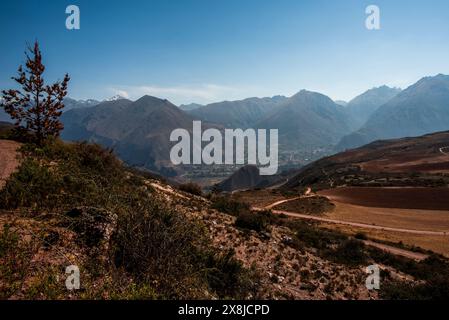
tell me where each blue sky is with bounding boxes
[1,0,449,105]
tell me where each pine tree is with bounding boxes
[1,41,70,145]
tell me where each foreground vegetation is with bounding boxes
[1,138,448,300]
[0,139,259,299]
[210,193,449,300]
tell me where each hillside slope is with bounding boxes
[61,95,196,175]
[4,139,443,300]
[256,90,356,150]
[338,74,449,150]
[285,130,449,190]
[189,96,286,128]
[345,86,401,128]
[215,165,285,192]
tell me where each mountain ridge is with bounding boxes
[337,74,449,151]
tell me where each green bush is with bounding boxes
[354,232,368,240]
[211,196,250,216]
[0,224,35,299]
[294,221,347,250]
[0,158,61,209]
[235,211,270,232]
[0,139,261,299]
[112,199,208,298]
[178,182,203,196]
[202,249,260,299]
[112,198,259,299]
[332,239,368,266]
[381,277,449,300]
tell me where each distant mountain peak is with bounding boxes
[289,90,336,105]
[135,95,170,104]
[413,73,449,89]
[292,89,327,98]
[338,73,449,151]
[104,95,128,102]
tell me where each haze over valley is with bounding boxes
[45,73,449,188]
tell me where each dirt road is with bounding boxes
[267,207,449,236]
[253,198,436,260]
[362,240,428,261]
[257,190,449,236]
[263,188,312,210]
[0,140,21,189]
[440,147,449,156]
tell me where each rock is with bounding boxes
[260,231,271,240]
[65,206,117,249]
[281,235,293,245]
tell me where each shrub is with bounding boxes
[354,232,368,240]
[0,140,261,299]
[202,249,260,299]
[331,239,368,266]
[294,221,347,250]
[381,278,449,300]
[367,249,449,282]
[112,200,207,298]
[178,182,203,196]
[211,196,250,216]
[0,224,36,299]
[0,158,61,209]
[235,211,270,232]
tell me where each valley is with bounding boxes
[3,0,449,304]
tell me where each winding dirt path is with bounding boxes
[0,140,21,189]
[267,208,449,236]
[440,147,449,156]
[256,189,449,236]
[362,240,428,261]
[252,192,448,260]
[263,188,312,210]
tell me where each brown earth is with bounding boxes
[253,191,449,257]
[284,131,449,191]
[273,196,335,216]
[319,187,449,211]
[323,223,449,258]
[232,189,289,208]
[324,201,449,233]
[360,153,449,173]
[0,140,21,189]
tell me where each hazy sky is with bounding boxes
[1,0,449,105]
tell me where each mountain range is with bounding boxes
[189,96,287,128]
[338,74,449,150]
[61,95,196,176]
[344,85,401,128]
[3,74,449,180]
[0,97,101,122]
[284,129,449,190]
[256,90,356,150]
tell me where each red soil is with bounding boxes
[319,187,449,211]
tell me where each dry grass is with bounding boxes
[321,223,449,258]
[0,140,21,189]
[232,190,288,208]
[274,196,334,216]
[323,201,449,232]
